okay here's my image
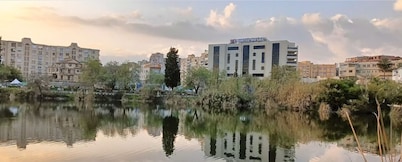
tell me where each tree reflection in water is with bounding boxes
[162,116,179,157]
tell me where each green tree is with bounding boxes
[81,59,104,88]
[318,79,362,110]
[130,62,141,85]
[377,58,393,79]
[148,71,164,85]
[116,62,134,90]
[270,65,299,83]
[164,47,180,90]
[103,61,119,90]
[102,61,138,91]
[184,67,211,94]
[0,64,23,81]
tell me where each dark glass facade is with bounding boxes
[272,43,280,68]
[261,52,265,63]
[242,45,250,75]
[213,46,220,70]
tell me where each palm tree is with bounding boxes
[377,58,394,79]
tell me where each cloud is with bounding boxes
[206,3,236,28]
[4,5,402,64]
[395,0,402,11]
[300,13,402,62]
[371,17,402,33]
[302,13,322,26]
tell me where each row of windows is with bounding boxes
[227,45,265,50]
[226,62,265,71]
[227,52,265,63]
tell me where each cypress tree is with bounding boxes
[164,47,180,90]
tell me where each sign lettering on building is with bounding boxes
[229,37,268,44]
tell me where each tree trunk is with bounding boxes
[195,86,199,95]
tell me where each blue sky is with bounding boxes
[1,0,402,64]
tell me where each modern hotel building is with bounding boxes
[0,38,100,80]
[208,37,298,77]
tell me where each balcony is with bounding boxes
[287,53,297,57]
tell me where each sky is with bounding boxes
[1,0,402,64]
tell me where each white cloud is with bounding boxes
[395,0,402,11]
[302,13,322,26]
[206,3,236,28]
[371,17,402,33]
[331,14,353,24]
[174,7,193,15]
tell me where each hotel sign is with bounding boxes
[230,37,268,44]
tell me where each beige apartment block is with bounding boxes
[339,55,402,79]
[0,38,100,81]
[47,58,83,83]
[180,51,208,85]
[298,61,336,79]
[139,53,165,84]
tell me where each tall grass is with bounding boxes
[346,97,402,162]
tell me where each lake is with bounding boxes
[0,102,400,162]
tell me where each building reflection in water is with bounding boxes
[0,105,95,149]
[203,132,295,162]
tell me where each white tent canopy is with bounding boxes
[10,79,22,85]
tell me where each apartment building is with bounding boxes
[298,61,337,79]
[208,37,298,78]
[339,55,402,79]
[180,51,208,85]
[47,58,83,83]
[139,53,165,84]
[0,38,100,80]
[0,37,3,64]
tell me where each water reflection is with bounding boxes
[0,102,401,161]
[162,116,179,157]
[203,132,295,162]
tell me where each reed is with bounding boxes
[344,109,367,162]
[349,97,402,162]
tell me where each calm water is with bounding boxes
[0,102,400,162]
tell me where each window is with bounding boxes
[253,52,256,56]
[228,46,239,50]
[236,53,239,57]
[227,53,230,63]
[272,43,280,66]
[253,45,265,49]
[252,60,256,70]
[227,67,230,70]
[261,52,265,63]
[242,45,250,75]
[261,66,264,70]
[213,46,220,70]
[235,60,239,70]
